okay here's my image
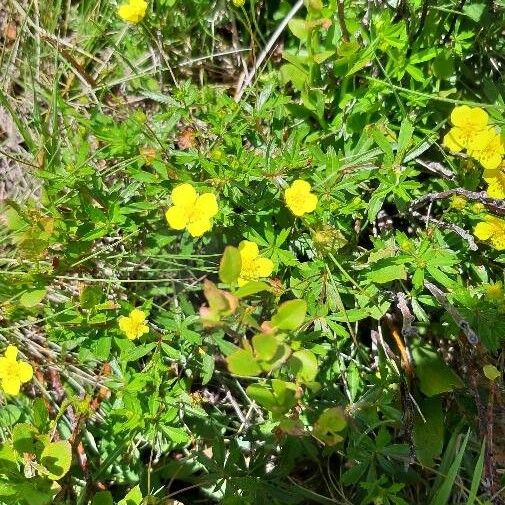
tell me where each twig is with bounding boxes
[415,158,456,181]
[409,189,505,216]
[410,209,478,251]
[234,0,305,101]
[424,281,479,345]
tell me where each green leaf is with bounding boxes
[288,18,309,40]
[227,349,261,376]
[367,264,407,284]
[247,380,298,414]
[92,491,114,505]
[313,407,347,445]
[467,440,486,505]
[80,286,104,309]
[40,440,72,480]
[0,444,18,475]
[252,333,279,361]
[289,349,318,383]
[280,64,308,91]
[20,289,46,308]
[118,485,143,505]
[234,281,271,298]
[219,246,241,284]
[412,344,464,397]
[12,423,38,455]
[271,299,307,331]
[32,398,50,432]
[0,405,21,428]
[429,430,470,505]
[413,396,444,467]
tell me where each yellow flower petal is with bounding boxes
[2,377,21,396]
[194,193,218,219]
[5,345,18,361]
[474,222,494,240]
[171,183,198,208]
[301,192,318,214]
[442,128,464,152]
[166,206,190,230]
[254,257,274,277]
[451,105,488,128]
[0,358,8,379]
[485,176,505,199]
[187,218,212,237]
[17,361,33,383]
[129,308,146,324]
[239,241,260,260]
[291,179,312,193]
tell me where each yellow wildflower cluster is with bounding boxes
[0,345,33,396]
[118,308,150,340]
[117,0,147,23]
[237,241,274,286]
[165,183,219,237]
[474,215,505,250]
[443,105,504,170]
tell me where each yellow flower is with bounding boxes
[442,105,489,152]
[232,0,246,6]
[0,345,33,396]
[237,241,274,287]
[474,215,505,250]
[284,180,318,216]
[467,128,504,170]
[118,308,149,340]
[165,183,218,237]
[484,166,505,199]
[485,281,504,302]
[117,0,147,24]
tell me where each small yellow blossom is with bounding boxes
[232,0,246,6]
[442,105,489,152]
[485,281,504,302]
[474,215,505,250]
[118,308,149,340]
[467,128,505,170]
[237,241,274,287]
[117,0,147,23]
[284,180,318,217]
[165,183,218,237]
[450,195,467,210]
[0,345,33,396]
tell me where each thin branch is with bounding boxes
[409,189,505,216]
[424,281,479,345]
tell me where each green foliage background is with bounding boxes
[0,0,504,503]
